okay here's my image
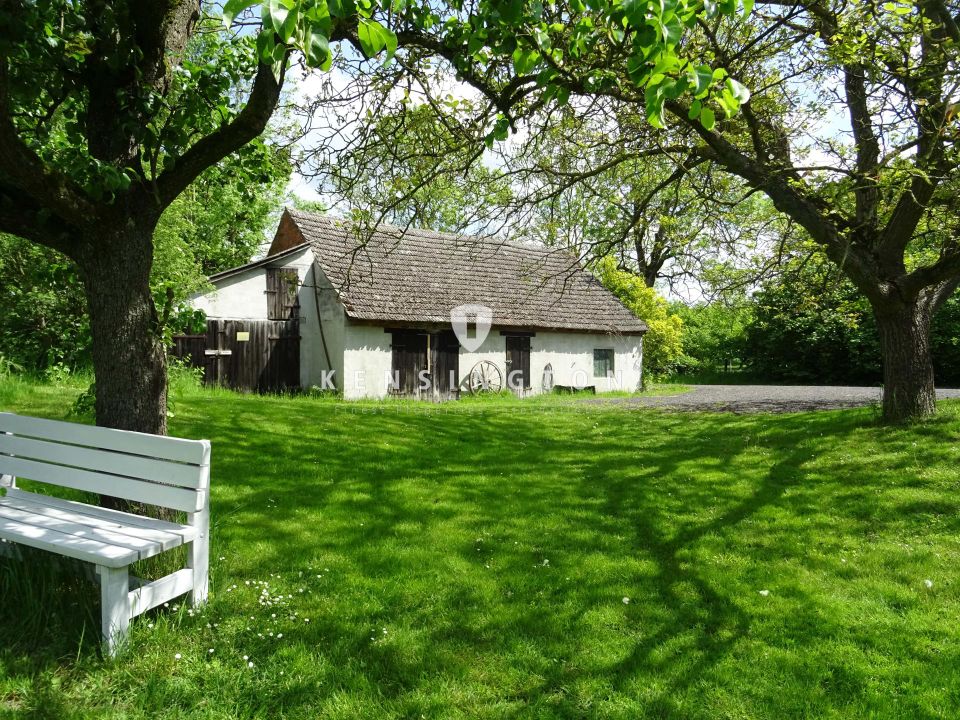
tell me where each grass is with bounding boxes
[2,377,960,718]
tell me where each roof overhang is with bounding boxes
[206,243,310,284]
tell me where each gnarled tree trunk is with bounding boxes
[77,219,168,437]
[874,299,936,423]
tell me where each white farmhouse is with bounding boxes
[186,209,647,399]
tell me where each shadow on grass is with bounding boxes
[3,386,959,717]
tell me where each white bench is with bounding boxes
[0,412,210,656]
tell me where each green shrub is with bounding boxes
[593,256,684,380]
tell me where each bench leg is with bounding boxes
[187,513,209,606]
[99,565,130,657]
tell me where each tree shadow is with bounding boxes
[4,395,957,717]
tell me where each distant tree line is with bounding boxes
[675,259,960,387]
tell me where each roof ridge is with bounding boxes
[284,207,581,261]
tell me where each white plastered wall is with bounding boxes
[338,326,644,399]
[526,331,643,394]
[341,324,392,399]
[189,247,314,320]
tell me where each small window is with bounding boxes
[593,349,615,377]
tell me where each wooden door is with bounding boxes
[505,335,531,393]
[203,318,300,393]
[391,330,428,396]
[432,330,460,399]
[265,268,301,320]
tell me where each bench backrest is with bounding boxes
[0,413,210,514]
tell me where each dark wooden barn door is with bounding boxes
[431,330,460,400]
[505,335,531,394]
[390,330,428,396]
[390,329,460,399]
[198,319,300,393]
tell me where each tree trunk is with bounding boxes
[874,299,937,423]
[78,221,168,436]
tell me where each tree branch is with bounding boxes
[153,57,287,208]
[0,178,78,254]
[0,60,97,232]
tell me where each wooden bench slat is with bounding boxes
[0,504,171,558]
[0,413,210,466]
[0,455,203,513]
[0,516,137,567]
[0,492,194,546]
[129,568,194,617]
[0,434,204,489]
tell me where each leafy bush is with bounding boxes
[69,382,97,420]
[742,261,882,384]
[0,354,24,379]
[672,301,751,374]
[0,234,91,373]
[168,356,205,398]
[593,256,684,380]
[740,257,960,386]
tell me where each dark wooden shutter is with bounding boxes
[391,330,427,395]
[432,330,460,399]
[266,268,300,320]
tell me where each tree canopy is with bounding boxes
[1,0,746,433]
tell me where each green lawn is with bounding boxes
[1,378,959,719]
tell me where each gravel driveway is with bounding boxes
[617,385,960,414]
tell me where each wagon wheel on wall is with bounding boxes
[467,360,504,395]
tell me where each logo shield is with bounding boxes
[451,304,493,352]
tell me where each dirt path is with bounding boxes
[609,385,960,413]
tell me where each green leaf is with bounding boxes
[264,0,290,36]
[499,0,525,22]
[328,0,357,17]
[383,24,398,61]
[645,85,666,128]
[741,0,754,16]
[223,0,257,26]
[725,77,751,105]
[256,29,275,63]
[721,86,746,117]
[468,32,486,55]
[626,53,647,84]
[663,14,683,45]
[700,107,715,130]
[622,0,647,27]
[305,27,332,70]
[280,6,299,42]
[512,46,541,75]
[357,18,392,57]
[306,1,332,34]
[688,99,702,119]
[693,65,713,96]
